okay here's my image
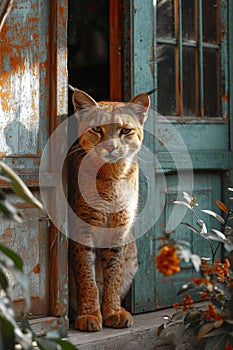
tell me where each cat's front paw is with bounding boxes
[75,309,102,331]
[103,307,133,328]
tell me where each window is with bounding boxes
[156,0,228,118]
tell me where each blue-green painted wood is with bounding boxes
[198,0,204,116]
[133,0,156,102]
[153,121,229,152]
[155,173,222,308]
[221,0,229,119]
[230,0,233,153]
[178,0,183,115]
[130,0,232,314]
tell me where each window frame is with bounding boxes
[155,0,229,121]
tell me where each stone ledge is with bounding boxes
[67,309,174,350]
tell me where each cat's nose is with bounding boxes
[104,145,116,153]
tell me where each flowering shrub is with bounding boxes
[156,190,233,350]
[156,245,181,276]
[0,161,76,350]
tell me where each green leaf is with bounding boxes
[0,316,15,350]
[197,323,215,342]
[52,339,77,350]
[0,194,23,223]
[184,310,202,325]
[202,210,225,224]
[225,319,233,325]
[0,243,23,271]
[35,337,57,350]
[209,229,227,243]
[177,281,197,295]
[0,297,32,350]
[226,334,233,346]
[205,335,227,350]
[203,327,225,338]
[0,161,43,210]
[0,270,9,291]
[181,222,200,234]
[0,244,30,308]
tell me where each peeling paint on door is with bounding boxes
[0,0,68,330]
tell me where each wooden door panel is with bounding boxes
[0,0,51,318]
[0,0,68,326]
[126,0,232,313]
[131,172,223,313]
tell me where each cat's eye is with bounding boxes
[120,128,132,135]
[92,126,102,133]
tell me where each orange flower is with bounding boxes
[216,200,228,213]
[173,302,180,309]
[199,258,231,283]
[223,258,230,275]
[200,291,209,299]
[225,341,233,350]
[204,303,225,321]
[190,196,197,208]
[192,277,210,286]
[214,258,231,282]
[155,245,181,276]
[182,293,194,311]
[173,293,194,311]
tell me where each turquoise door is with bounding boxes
[126,0,233,313]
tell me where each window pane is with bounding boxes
[203,0,219,43]
[157,45,176,115]
[183,47,196,116]
[182,0,195,40]
[157,0,174,39]
[203,49,220,116]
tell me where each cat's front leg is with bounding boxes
[101,247,133,328]
[69,241,102,331]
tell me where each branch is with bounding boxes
[0,0,14,33]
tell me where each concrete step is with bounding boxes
[67,309,174,350]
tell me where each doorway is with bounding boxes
[68,0,110,103]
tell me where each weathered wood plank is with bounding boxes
[0,0,69,326]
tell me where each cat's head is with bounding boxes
[71,90,150,163]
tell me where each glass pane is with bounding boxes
[203,49,220,116]
[157,45,176,115]
[203,0,219,43]
[183,47,196,116]
[157,0,174,39]
[182,0,195,40]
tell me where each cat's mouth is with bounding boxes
[100,153,123,163]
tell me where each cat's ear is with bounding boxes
[72,90,98,112]
[129,93,150,124]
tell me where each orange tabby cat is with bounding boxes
[68,89,150,331]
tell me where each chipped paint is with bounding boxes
[33,263,41,274]
[0,0,68,327]
[0,0,51,156]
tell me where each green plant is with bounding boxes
[0,161,76,350]
[156,190,233,350]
